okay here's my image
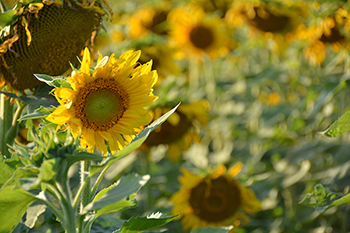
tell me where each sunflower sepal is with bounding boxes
[89,103,180,177]
[34,74,70,88]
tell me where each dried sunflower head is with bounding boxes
[0,0,111,91]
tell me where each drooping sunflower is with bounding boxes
[0,0,110,91]
[170,163,261,231]
[225,0,308,53]
[299,4,350,65]
[192,0,233,18]
[46,48,158,155]
[168,4,230,59]
[141,100,209,162]
[126,3,170,39]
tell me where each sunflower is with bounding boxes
[0,0,109,91]
[170,163,261,231]
[192,0,233,17]
[132,43,180,82]
[225,0,307,53]
[126,4,170,39]
[141,100,209,162]
[46,48,158,155]
[300,5,350,65]
[168,4,230,59]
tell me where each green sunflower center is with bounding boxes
[189,25,214,50]
[74,78,129,131]
[189,176,241,222]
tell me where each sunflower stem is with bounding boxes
[189,58,199,93]
[80,160,91,213]
[5,99,26,147]
[0,94,13,157]
[0,0,7,14]
[203,54,216,107]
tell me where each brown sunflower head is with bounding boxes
[189,24,215,50]
[0,0,107,91]
[246,7,290,33]
[189,176,242,223]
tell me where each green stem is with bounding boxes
[189,58,199,93]
[56,181,76,233]
[73,175,91,211]
[5,99,26,146]
[80,160,91,213]
[0,94,13,157]
[203,54,216,107]
[0,0,7,14]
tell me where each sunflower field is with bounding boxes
[2,0,350,232]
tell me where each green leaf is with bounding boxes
[84,173,150,213]
[0,185,37,233]
[299,184,343,213]
[191,227,233,233]
[0,155,22,186]
[95,199,135,218]
[34,74,68,88]
[323,109,350,137]
[116,214,177,233]
[19,106,54,121]
[66,152,102,167]
[0,10,17,27]
[89,103,180,177]
[24,203,46,228]
[328,192,350,208]
[38,158,59,183]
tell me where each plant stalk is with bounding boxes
[80,160,91,213]
[0,94,13,157]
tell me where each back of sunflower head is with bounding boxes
[0,0,111,91]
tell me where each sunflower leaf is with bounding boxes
[0,155,22,186]
[114,214,177,233]
[0,185,37,233]
[19,106,53,121]
[191,226,233,233]
[89,103,180,177]
[0,10,18,28]
[34,74,68,88]
[83,173,149,214]
[299,184,343,213]
[323,109,350,137]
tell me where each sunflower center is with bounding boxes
[189,176,241,222]
[319,26,344,43]
[189,25,214,49]
[74,78,129,131]
[144,111,192,146]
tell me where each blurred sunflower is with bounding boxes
[133,43,180,82]
[0,0,110,91]
[141,100,209,162]
[225,0,307,53]
[46,48,158,155]
[126,3,170,39]
[192,0,233,17]
[168,4,230,59]
[300,5,350,65]
[170,163,261,231]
